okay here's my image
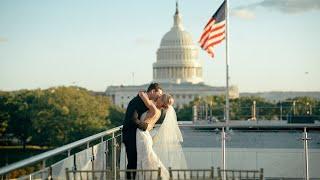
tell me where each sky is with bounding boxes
[0,0,319,92]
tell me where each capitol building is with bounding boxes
[106,3,239,109]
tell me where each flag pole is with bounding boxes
[225,0,230,130]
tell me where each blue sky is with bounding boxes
[0,0,319,92]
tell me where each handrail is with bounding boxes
[175,122,320,129]
[0,126,123,176]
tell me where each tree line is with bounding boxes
[0,86,124,149]
[176,96,320,121]
[1,86,319,149]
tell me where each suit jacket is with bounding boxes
[122,95,148,143]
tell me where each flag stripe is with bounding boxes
[205,37,226,50]
[199,21,225,45]
[199,0,226,58]
[201,24,225,49]
[203,34,225,49]
[199,20,215,43]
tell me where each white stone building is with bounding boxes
[106,3,239,109]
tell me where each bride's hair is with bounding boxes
[161,93,174,109]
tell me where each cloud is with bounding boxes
[231,9,255,20]
[238,0,320,14]
[134,37,153,46]
[259,0,320,14]
[0,37,8,43]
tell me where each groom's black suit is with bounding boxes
[122,95,148,179]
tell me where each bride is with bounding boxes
[135,92,187,179]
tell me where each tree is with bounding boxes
[0,92,9,137]
[106,105,125,127]
[31,87,111,146]
[176,95,282,121]
[6,90,36,149]
[232,96,277,120]
[176,104,192,121]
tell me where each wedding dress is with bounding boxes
[136,106,187,179]
[136,112,170,180]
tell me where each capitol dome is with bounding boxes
[160,26,194,47]
[153,2,203,84]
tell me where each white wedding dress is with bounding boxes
[136,112,170,180]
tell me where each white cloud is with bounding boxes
[231,9,256,20]
[240,0,320,14]
[134,37,153,46]
[0,37,8,43]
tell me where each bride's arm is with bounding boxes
[139,91,157,114]
[139,92,159,126]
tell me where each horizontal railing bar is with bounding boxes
[67,169,160,173]
[170,169,213,171]
[222,170,259,172]
[0,126,122,176]
[174,123,320,129]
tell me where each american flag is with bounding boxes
[199,0,226,58]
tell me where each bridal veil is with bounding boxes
[152,106,188,169]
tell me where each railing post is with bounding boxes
[41,160,46,179]
[67,149,71,157]
[73,154,77,180]
[91,146,95,180]
[302,127,311,180]
[112,132,117,180]
[65,168,69,180]
[157,167,161,180]
[259,168,263,180]
[221,127,226,180]
[217,167,221,179]
[105,140,109,169]
[104,140,109,179]
[48,166,52,180]
[210,166,214,178]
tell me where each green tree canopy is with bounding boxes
[1,86,113,147]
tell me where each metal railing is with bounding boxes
[169,167,214,180]
[65,168,162,180]
[0,123,318,179]
[65,167,263,180]
[217,167,263,180]
[0,126,123,179]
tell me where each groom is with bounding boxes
[122,82,163,179]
